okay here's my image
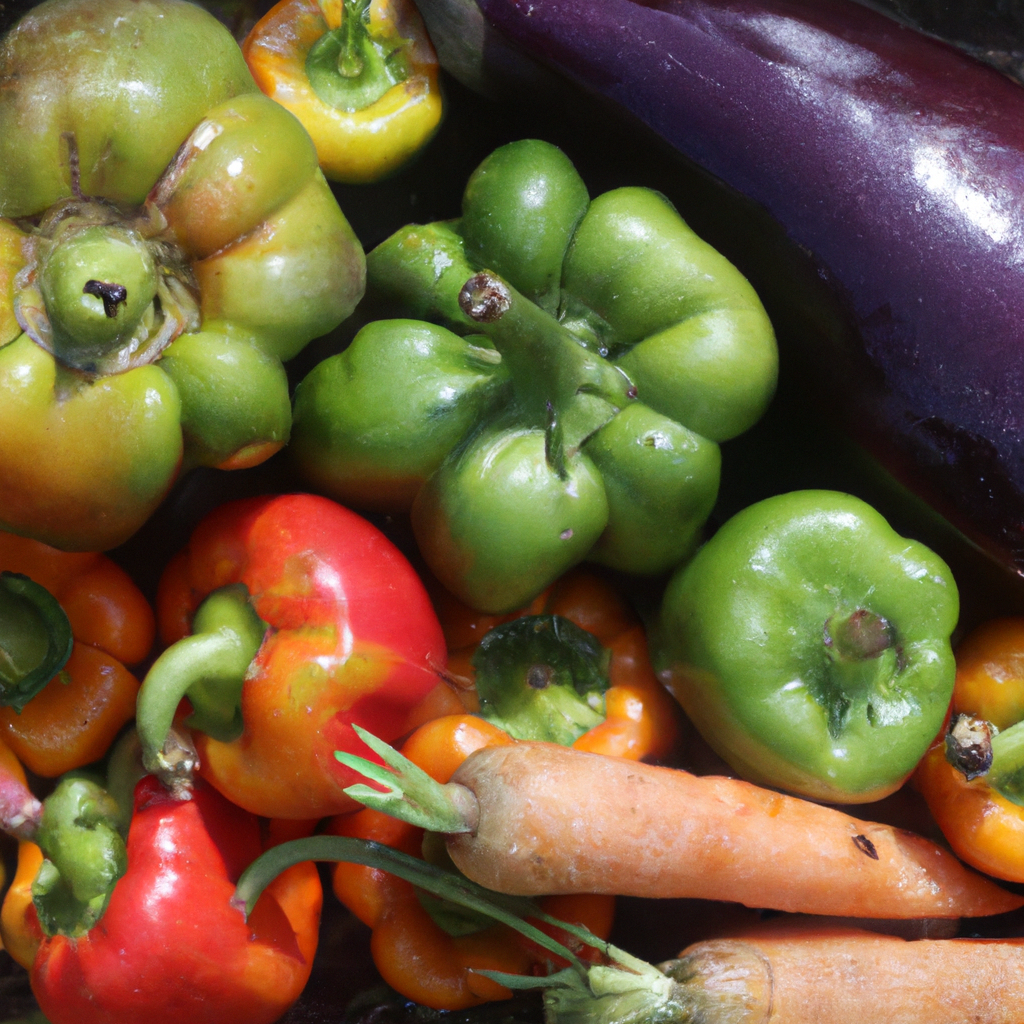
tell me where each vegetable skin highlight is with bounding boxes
[422,0,1024,587]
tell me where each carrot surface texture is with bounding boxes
[237,834,1024,1024]
[337,730,1023,919]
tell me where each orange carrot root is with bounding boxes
[672,926,1024,1024]
[445,742,1022,919]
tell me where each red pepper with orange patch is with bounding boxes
[0,734,321,1024]
[136,492,447,819]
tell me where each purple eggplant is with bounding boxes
[418,0,1024,585]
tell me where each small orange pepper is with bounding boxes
[0,838,44,969]
[242,0,443,184]
[916,617,1024,882]
[327,568,676,1010]
[435,566,680,761]
[0,532,155,777]
[328,715,614,1010]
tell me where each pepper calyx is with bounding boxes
[12,197,200,378]
[472,614,610,745]
[306,0,411,113]
[0,571,74,713]
[818,607,903,739]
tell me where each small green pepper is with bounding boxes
[0,0,366,552]
[652,489,959,804]
[291,139,775,612]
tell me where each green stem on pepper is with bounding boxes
[472,614,610,744]
[136,583,267,790]
[0,571,74,713]
[457,270,636,460]
[15,199,201,378]
[307,0,410,113]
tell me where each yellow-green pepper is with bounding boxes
[0,0,366,552]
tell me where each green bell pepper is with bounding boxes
[0,0,366,552]
[652,489,959,803]
[291,139,776,612]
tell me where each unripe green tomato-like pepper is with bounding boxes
[0,0,366,552]
[291,139,775,613]
[652,489,960,804]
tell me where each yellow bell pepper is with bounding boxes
[242,0,443,183]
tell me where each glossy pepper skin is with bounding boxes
[1,774,322,1024]
[654,490,959,804]
[0,531,154,776]
[242,0,443,183]
[139,492,448,819]
[0,0,365,552]
[291,139,775,613]
[916,618,1024,883]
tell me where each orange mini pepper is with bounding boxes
[242,0,443,183]
[916,617,1024,882]
[0,532,154,777]
[326,568,677,1010]
[328,714,614,1011]
[435,566,680,762]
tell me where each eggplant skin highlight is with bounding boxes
[431,0,1024,583]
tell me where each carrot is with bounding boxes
[237,832,1024,1024]
[668,925,1024,1024]
[339,732,1023,920]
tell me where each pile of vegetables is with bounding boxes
[3,0,1024,1021]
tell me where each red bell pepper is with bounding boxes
[136,492,448,818]
[0,744,321,1024]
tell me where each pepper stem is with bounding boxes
[306,0,409,113]
[335,724,479,833]
[0,572,74,713]
[136,584,266,790]
[458,271,636,460]
[824,608,894,661]
[472,615,610,744]
[944,712,1024,807]
[819,607,900,738]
